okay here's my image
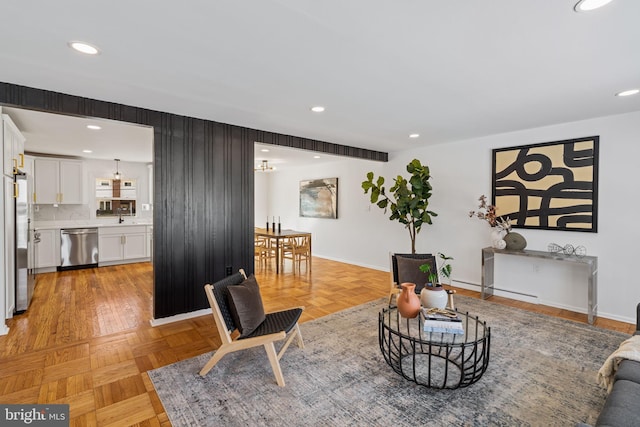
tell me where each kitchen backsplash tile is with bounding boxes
[34,204,152,221]
[34,205,92,221]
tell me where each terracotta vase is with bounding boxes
[397,283,421,318]
[420,286,448,309]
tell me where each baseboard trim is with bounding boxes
[312,254,387,272]
[150,308,212,327]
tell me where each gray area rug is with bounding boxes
[148,296,628,426]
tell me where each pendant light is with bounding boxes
[113,159,122,180]
[254,160,275,172]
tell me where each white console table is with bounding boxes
[481,247,598,324]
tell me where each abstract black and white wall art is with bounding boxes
[300,178,338,219]
[492,136,599,232]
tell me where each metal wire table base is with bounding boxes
[379,307,491,389]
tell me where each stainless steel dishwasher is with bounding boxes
[59,228,99,270]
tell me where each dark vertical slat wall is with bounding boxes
[0,82,387,319]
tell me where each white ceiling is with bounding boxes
[2,106,154,163]
[1,1,639,165]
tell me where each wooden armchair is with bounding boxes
[254,236,276,270]
[389,252,436,305]
[200,269,304,386]
[281,235,311,273]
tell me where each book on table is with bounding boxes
[422,308,464,335]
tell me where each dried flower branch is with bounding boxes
[469,195,511,231]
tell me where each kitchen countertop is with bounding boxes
[33,219,153,230]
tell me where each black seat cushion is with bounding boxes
[240,308,303,340]
[226,274,266,337]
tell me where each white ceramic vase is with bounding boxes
[420,286,448,309]
[490,228,506,249]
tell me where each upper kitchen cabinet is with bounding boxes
[34,158,83,204]
[2,114,26,177]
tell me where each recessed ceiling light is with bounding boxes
[86,124,101,130]
[313,155,321,159]
[68,41,100,55]
[82,150,93,153]
[574,0,614,12]
[409,133,420,138]
[261,149,270,152]
[310,106,325,113]
[616,89,640,97]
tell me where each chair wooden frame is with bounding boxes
[199,269,305,386]
[281,235,311,274]
[254,236,276,271]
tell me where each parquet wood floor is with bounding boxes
[0,257,635,426]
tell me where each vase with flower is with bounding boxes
[469,195,526,250]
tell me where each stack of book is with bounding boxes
[422,308,464,335]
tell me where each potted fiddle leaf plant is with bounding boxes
[361,159,437,254]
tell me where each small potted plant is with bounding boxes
[418,253,453,309]
[437,253,454,287]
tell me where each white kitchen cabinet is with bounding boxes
[3,114,26,178]
[98,225,148,265]
[34,158,83,204]
[146,225,153,264]
[4,177,15,316]
[99,234,126,262]
[34,228,60,270]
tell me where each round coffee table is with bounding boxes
[379,307,491,389]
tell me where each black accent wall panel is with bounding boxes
[0,81,387,319]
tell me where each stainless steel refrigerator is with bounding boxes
[15,173,34,313]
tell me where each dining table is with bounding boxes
[254,228,312,274]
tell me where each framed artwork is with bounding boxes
[492,136,599,232]
[300,178,338,219]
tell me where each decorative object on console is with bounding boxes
[397,282,421,318]
[492,136,599,232]
[469,195,511,248]
[362,159,437,253]
[504,231,527,251]
[490,228,506,249]
[548,243,587,257]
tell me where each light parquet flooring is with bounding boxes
[0,257,635,426]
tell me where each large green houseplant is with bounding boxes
[361,159,437,253]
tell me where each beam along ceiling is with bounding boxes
[1,1,639,158]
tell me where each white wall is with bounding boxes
[256,111,640,324]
